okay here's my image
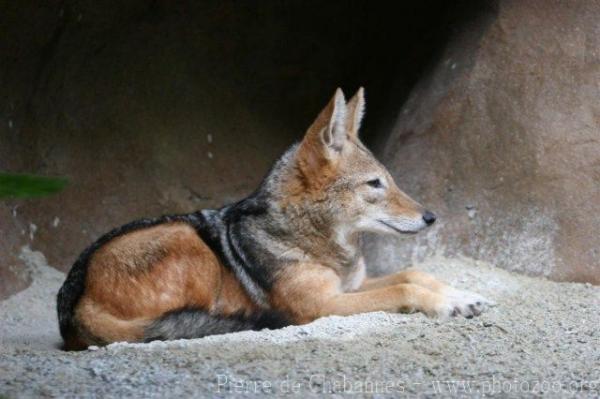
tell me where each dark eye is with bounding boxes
[366,178,383,188]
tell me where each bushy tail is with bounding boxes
[143,308,290,342]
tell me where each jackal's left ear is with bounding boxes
[297,89,347,177]
[346,87,365,138]
[300,88,347,158]
[320,88,347,152]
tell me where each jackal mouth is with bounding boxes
[376,219,419,234]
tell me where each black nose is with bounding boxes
[423,211,436,226]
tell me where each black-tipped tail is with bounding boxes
[143,308,290,342]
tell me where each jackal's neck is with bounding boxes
[236,144,363,268]
[282,208,361,265]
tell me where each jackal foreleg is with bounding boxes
[272,265,456,320]
[358,269,494,318]
[272,264,492,322]
[358,268,448,293]
[321,283,451,318]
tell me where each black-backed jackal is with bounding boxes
[57,88,491,350]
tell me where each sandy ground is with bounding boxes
[0,246,598,398]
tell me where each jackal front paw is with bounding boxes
[427,288,494,319]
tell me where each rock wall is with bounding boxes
[2,1,598,300]
[0,1,452,298]
[366,0,600,284]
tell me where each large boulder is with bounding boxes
[366,0,600,284]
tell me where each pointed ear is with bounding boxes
[296,89,347,180]
[317,88,347,152]
[299,88,347,158]
[346,87,365,138]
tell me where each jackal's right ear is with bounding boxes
[298,88,347,172]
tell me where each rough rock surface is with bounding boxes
[1,247,598,398]
[367,0,600,284]
[0,0,450,298]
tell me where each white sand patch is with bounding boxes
[0,246,64,351]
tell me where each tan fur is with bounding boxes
[359,269,449,292]
[270,264,447,322]
[75,297,148,344]
[70,222,257,348]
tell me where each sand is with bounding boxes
[0,246,598,398]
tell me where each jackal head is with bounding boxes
[288,88,435,237]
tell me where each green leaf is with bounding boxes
[0,173,68,199]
